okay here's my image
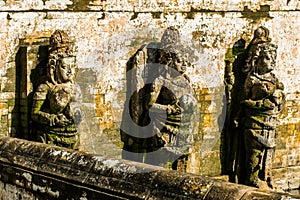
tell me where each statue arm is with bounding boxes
[270,74,285,108]
[243,75,276,109]
[271,88,285,110]
[242,98,275,110]
[146,79,180,114]
[146,79,164,110]
[150,103,181,114]
[32,99,57,126]
[31,84,69,126]
[244,75,252,101]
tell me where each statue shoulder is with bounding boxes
[35,82,53,92]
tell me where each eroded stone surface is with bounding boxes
[222,26,286,191]
[31,30,80,149]
[0,135,298,199]
[0,0,299,192]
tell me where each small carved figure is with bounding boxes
[31,30,79,149]
[238,40,285,189]
[121,27,197,169]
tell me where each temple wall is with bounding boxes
[0,0,299,191]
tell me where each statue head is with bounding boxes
[47,30,77,84]
[158,48,189,75]
[244,26,273,73]
[253,26,270,40]
[252,43,278,75]
[48,53,77,84]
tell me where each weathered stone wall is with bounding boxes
[0,135,298,200]
[0,0,299,190]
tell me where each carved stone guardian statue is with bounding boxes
[237,28,285,189]
[121,27,197,170]
[31,30,79,149]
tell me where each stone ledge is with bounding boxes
[0,135,298,199]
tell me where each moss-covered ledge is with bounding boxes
[0,135,298,200]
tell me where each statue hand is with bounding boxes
[242,99,256,107]
[273,89,285,108]
[263,99,275,109]
[167,103,182,115]
[233,119,239,127]
[64,106,74,119]
[55,114,70,126]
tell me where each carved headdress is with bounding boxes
[244,26,272,73]
[47,30,76,85]
[49,30,71,54]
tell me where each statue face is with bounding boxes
[173,53,188,74]
[57,57,76,83]
[254,27,265,38]
[257,50,276,74]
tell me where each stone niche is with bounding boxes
[10,33,98,152]
[11,36,50,140]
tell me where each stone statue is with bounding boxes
[221,26,284,188]
[121,27,197,170]
[237,33,285,189]
[31,30,80,149]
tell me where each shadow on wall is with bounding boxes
[11,47,27,139]
[11,44,49,140]
[221,38,246,182]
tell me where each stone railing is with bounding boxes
[0,135,298,199]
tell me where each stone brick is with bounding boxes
[273,149,288,168]
[288,148,300,166]
[273,167,289,190]
[287,166,300,190]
